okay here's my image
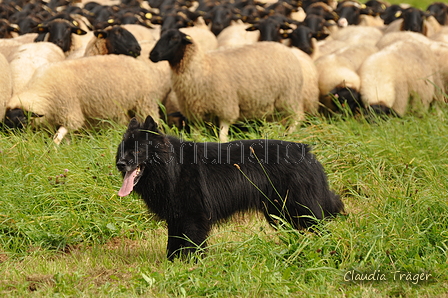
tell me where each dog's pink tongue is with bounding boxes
[118,169,137,197]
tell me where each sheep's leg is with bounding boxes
[219,120,230,143]
[53,126,68,145]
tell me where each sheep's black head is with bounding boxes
[246,15,292,42]
[33,19,87,52]
[287,25,316,55]
[94,26,141,58]
[401,7,426,33]
[329,86,363,114]
[3,108,43,129]
[149,29,192,64]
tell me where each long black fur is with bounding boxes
[116,116,344,260]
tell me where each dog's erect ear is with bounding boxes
[127,117,140,130]
[143,115,157,131]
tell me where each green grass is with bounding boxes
[1,105,447,297]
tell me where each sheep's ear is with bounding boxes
[72,27,87,35]
[314,32,329,39]
[31,112,44,118]
[33,24,48,33]
[245,25,258,31]
[34,33,47,42]
[9,24,20,33]
[94,30,108,39]
[151,16,163,24]
[143,115,158,131]
[183,34,193,44]
[280,22,292,30]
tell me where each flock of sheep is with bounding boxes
[0,0,447,143]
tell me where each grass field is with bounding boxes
[0,0,445,295]
[1,103,447,297]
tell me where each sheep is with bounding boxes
[290,48,320,114]
[6,55,171,144]
[429,26,448,43]
[330,25,383,46]
[376,31,432,49]
[383,8,441,37]
[33,18,88,56]
[179,27,218,52]
[315,44,378,113]
[426,2,448,25]
[9,42,66,95]
[308,26,382,60]
[0,53,12,121]
[83,26,141,57]
[149,29,305,142]
[216,24,260,49]
[359,40,444,116]
[429,42,448,99]
[122,24,161,42]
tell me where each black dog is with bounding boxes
[116,116,344,260]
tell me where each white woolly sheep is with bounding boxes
[9,42,65,95]
[0,53,12,121]
[149,29,305,142]
[0,34,40,62]
[429,26,448,43]
[359,40,444,116]
[376,31,432,49]
[216,24,260,49]
[330,25,383,45]
[122,24,161,42]
[290,48,320,114]
[6,55,171,144]
[429,41,448,99]
[315,44,378,112]
[312,26,382,60]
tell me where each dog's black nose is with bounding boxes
[116,160,127,172]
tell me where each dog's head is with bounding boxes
[116,115,166,197]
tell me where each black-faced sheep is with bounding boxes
[149,29,305,142]
[203,3,242,36]
[426,2,448,25]
[33,18,88,56]
[384,7,441,37]
[84,25,141,57]
[6,55,171,144]
[359,40,444,116]
[315,44,378,113]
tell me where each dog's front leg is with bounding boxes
[166,218,210,260]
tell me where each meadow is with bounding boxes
[1,102,447,297]
[0,0,446,296]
